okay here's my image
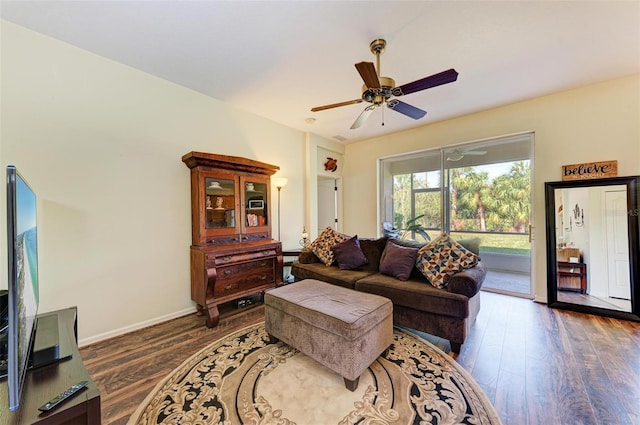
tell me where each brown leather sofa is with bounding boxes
[291,236,485,353]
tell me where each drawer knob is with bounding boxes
[260,275,267,281]
[222,256,232,262]
[262,250,271,255]
[225,285,232,290]
[224,269,232,275]
[260,261,267,266]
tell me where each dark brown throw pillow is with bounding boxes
[358,236,388,272]
[379,240,419,281]
[331,235,369,270]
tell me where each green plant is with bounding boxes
[399,215,431,241]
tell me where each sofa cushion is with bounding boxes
[298,249,321,264]
[456,237,481,256]
[355,273,470,319]
[291,262,376,289]
[416,234,479,289]
[308,227,350,266]
[379,240,419,281]
[332,235,369,270]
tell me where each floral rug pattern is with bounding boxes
[129,323,502,425]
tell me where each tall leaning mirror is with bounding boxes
[545,176,640,322]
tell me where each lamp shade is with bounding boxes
[272,177,288,189]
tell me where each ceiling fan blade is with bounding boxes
[394,68,458,96]
[350,105,376,129]
[355,61,381,89]
[387,99,426,120]
[311,99,363,112]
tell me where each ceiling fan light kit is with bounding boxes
[311,38,458,129]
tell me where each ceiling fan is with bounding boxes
[311,39,458,129]
[446,148,487,162]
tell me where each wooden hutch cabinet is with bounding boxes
[182,152,283,327]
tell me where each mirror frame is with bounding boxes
[545,175,640,322]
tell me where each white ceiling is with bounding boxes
[2,1,639,144]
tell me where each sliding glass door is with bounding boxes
[379,133,533,297]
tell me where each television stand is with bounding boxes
[0,307,101,424]
[29,313,69,370]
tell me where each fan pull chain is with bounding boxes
[381,104,385,126]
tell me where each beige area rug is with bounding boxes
[128,323,502,425]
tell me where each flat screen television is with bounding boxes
[2,165,39,411]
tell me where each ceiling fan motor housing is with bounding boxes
[369,39,386,55]
[361,76,395,104]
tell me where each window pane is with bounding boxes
[448,161,530,233]
[413,171,441,189]
[415,191,441,229]
[392,174,411,228]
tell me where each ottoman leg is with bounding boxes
[266,333,279,344]
[344,376,359,392]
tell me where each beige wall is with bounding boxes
[342,74,640,302]
[2,20,638,344]
[0,21,318,344]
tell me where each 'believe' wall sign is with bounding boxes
[562,160,618,181]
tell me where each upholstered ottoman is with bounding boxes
[264,279,393,391]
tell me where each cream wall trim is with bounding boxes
[78,306,194,347]
[344,74,639,306]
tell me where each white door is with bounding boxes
[605,189,631,300]
[318,177,337,232]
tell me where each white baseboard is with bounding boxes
[78,306,195,348]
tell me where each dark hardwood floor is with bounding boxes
[79,292,640,425]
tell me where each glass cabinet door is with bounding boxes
[204,177,236,229]
[244,179,268,228]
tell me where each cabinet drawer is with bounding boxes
[204,235,242,246]
[209,249,277,267]
[213,259,275,298]
[241,233,270,242]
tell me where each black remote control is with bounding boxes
[38,381,88,413]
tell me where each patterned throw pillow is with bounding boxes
[416,233,479,288]
[309,227,350,266]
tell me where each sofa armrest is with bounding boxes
[298,249,320,264]
[446,262,486,298]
